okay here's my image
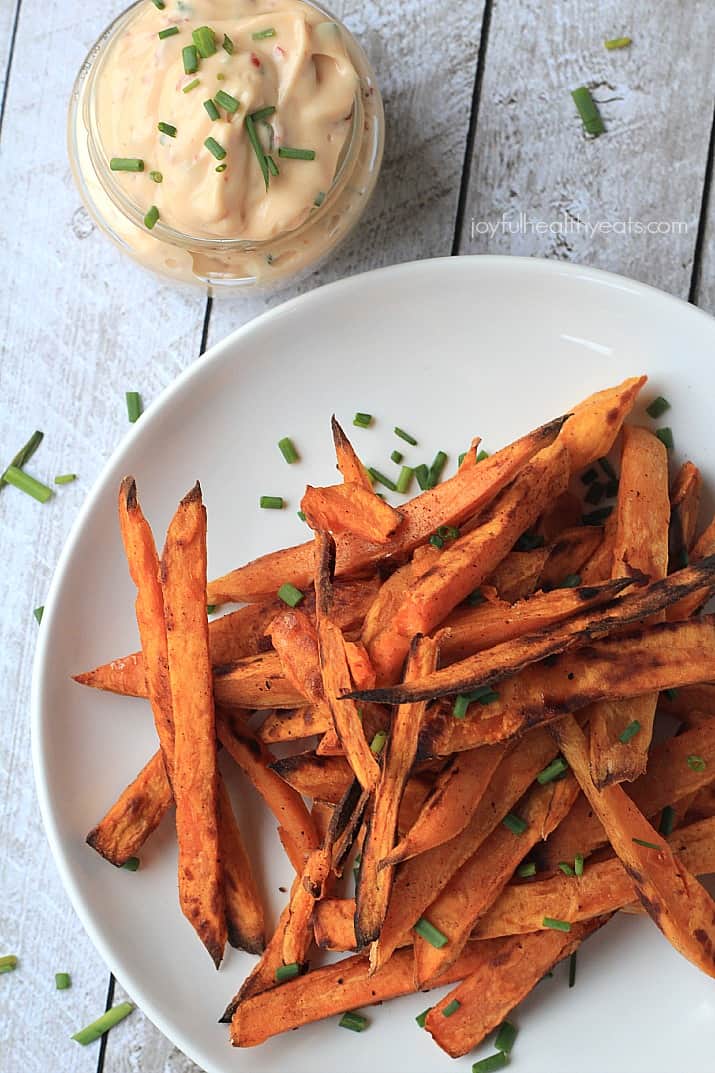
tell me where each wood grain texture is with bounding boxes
[457,0,715,298]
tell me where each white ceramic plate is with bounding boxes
[33,256,715,1073]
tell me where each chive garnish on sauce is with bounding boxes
[192,26,216,58]
[571,86,605,136]
[3,466,52,503]
[265,154,279,176]
[215,163,227,173]
[110,158,144,172]
[125,391,143,423]
[151,0,165,8]
[314,191,326,207]
[182,78,200,93]
[71,1002,134,1045]
[222,33,234,54]
[277,582,304,607]
[253,28,277,40]
[216,89,239,114]
[149,170,163,182]
[278,146,317,160]
[245,114,269,189]
[158,25,179,39]
[204,136,226,160]
[157,122,176,137]
[250,105,277,122]
[182,45,199,74]
[414,917,448,948]
[204,99,220,120]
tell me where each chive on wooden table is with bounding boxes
[1,1,713,1071]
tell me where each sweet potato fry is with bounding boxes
[314,897,361,951]
[537,720,715,872]
[553,715,715,978]
[589,426,670,787]
[414,773,580,985]
[658,683,715,722]
[424,920,606,1058]
[267,609,329,714]
[535,491,582,540]
[161,483,226,968]
[361,548,440,679]
[685,783,715,824]
[355,635,439,949]
[282,848,331,965]
[331,415,372,489]
[475,815,715,939]
[667,514,715,621]
[372,730,559,972]
[488,547,551,601]
[669,461,703,570]
[579,509,617,584]
[213,651,305,709]
[350,559,715,707]
[537,525,603,590]
[217,781,265,953]
[220,902,292,1022]
[558,375,646,472]
[86,749,173,866]
[73,652,147,697]
[271,752,355,802]
[230,944,500,1047]
[419,616,715,756]
[302,482,403,543]
[209,413,567,603]
[258,706,331,743]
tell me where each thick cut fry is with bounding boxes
[217,781,265,953]
[475,816,715,938]
[230,944,499,1047]
[213,651,305,709]
[282,849,331,965]
[267,609,329,713]
[553,715,715,979]
[86,750,173,866]
[488,547,551,601]
[558,375,646,472]
[579,509,617,584]
[537,720,715,871]
[537,525,602,590]
[259,706,332,743]
[220,903,292,1022]
[424,920,606,1058]
[216,709,319,872]
[361,547,440,664]
[669,461,703,570]
[384,743,506,866]
[351,559,715,707]
[302,482,403,543]
[372,731,559,972]
[420,617,715,756]
[316,533,380,792]
[414,774,579,986]
[371,441,570,681]
[209,414,567,603]
[271,752,355,802]
[355,636,439,949]
[668,514,715,621]
[314,897,362,951]
[331,415,372,489]
[589,426,670,787]
[161,483,226,968]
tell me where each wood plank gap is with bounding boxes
[688,101,715,306]
[0,0,23,139]
[95,973,116,1073]
[199,294,213,356]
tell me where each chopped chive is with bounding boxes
[245,114,269,189]
[437,525,460,541]
[427,450,448,487]
[442,999,461,1018]
[72,1002,134,1045]
[396,465,413,494]
[275,962,301,982]
[55,972,71,990]
[584,480,605,506]
[182,78,200,93]
[543,916,571,932]
[149,170,163,182]
[646,395,670,419]
[3,465,52,503]
[494,1020,517,1053]
[558,573,582,588]
[632,837,661,850]
[582,506,613,525]
[204,136,226,160]
[277,583,304,608]
[54,473,77,485]
[109,157,144,172]
[390,449,404,465]
[394,426,418,446]
[266,154,279,177]
[414,917,448,948]
[370,730,387,755]
[599,456,617,480]
[664,688,679,701]
[430,534,444,549]
[182,45,199,73]
[338,1011,368,1032]
[477,449,490,462]
[250,105,277,122]
[466,589,485,606]
[2,430,43,486]
[368,468,397,492]
[453,694,470,719]
[571,86,605,136]
[458,452,467,466]
[216,89,239,114]
[192,25,216,58]
[581,467,599,485]
[253,27,277,39]
[353,412,372,428]
[472,1053,508,1073]
[33,606,44,624]
[414,463,430,490]
[278,146,316,160]
[559,862,575,876]
[0,955,18,974]
[277,437,299,463]
[314,190,326,207]
[537,756,569,784]
[687,754,707,771]
[158,25,179,39]
[144,205,159,230]
[574,853,584,877]
[297,510,307,522]
[605,478,619,498]
[158,121,177,138]
[203,98,220,120]
[125,392,143,423]
[619,720,641,743]
[207,605,217,615]
[659,805,675,837]
[568,950,577,987]
[260,495,284,510]
[222,33,234,54]
[503,813,527,836]
[604,36,632,49]
[472,686,499,705]
[215,163,227,173]
[514,530,545,551]
[122,857,140,871]
[517,861,536,878]
[151,0,165,7]
[656,427,674,450]
[416,1008,431,1028]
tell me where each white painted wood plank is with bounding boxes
[0,0,207,1069]
[207,0,484,345]
[457,0,715,298]
[694,122,715,314]
[109,980,201,1073]
[0,0,20,110]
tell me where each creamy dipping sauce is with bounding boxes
[69,0,383,288]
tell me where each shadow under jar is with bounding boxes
[68,0,384,293]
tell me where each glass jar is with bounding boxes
[68,0,384,293]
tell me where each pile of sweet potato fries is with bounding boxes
[74,376,715,1058]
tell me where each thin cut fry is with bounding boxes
[579,509,617,584]
[302,482,403,543]
[213,651,305,709]
[361,548,439,675]
[537,525,602,590]
[220,903,292,1022]
[558,375,646,472]
[217,781,265,953]
[314,897,362,951]
[161,483,226,968]
[259,706,332,743]
[86,749,172,866]
[667,514,715,621]
[267,609,329,714]
[669,461,703,570]
[488,547,551,602]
